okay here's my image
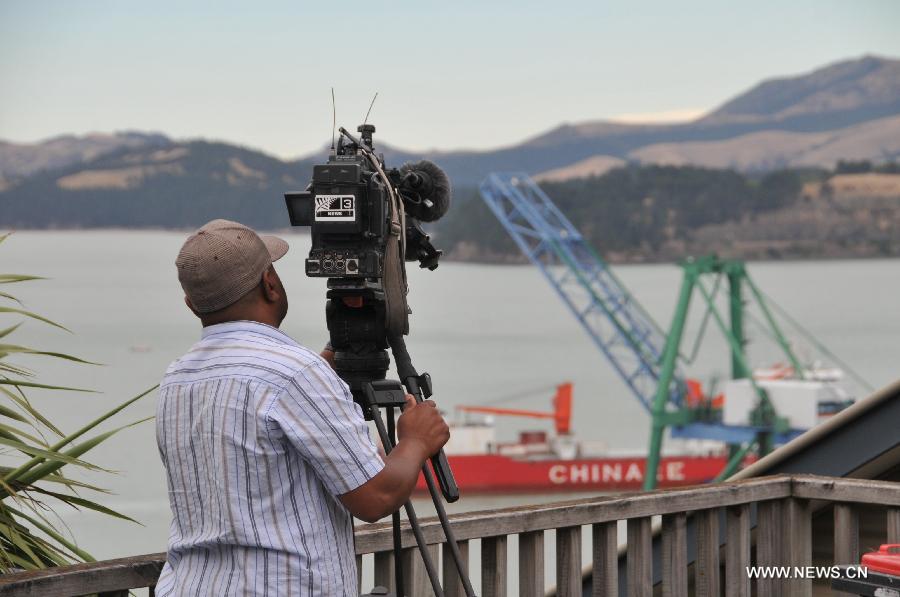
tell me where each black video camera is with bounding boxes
[284,124,449,282]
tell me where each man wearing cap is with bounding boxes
[155,219,449,596]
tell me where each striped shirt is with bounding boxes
[155,320,384,596]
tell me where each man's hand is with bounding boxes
[320,344,335,369]
[397,395,450,459]
[339,394,450,523]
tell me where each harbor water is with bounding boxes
[4,230,899,590]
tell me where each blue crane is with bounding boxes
[478,172,810,488]
[478,172,683,412]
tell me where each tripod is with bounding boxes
[329,298,477,597]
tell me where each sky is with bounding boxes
[2,1,900,159]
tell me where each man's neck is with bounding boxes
[201,313,280,329]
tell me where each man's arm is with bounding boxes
[340,395,449,523]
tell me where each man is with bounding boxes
[156,219,449,596]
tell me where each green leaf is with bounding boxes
[0,436,104,476]
[0,344,99,365]
[0,379,94,392]
[3,505,92,563]
[0,386,66,436]
[0,323,23,339]
[6,416,152,493]
[0,404,29,423]
[0,361,35,377]
[0,274,45,285]
[29,476,110,494]
[0,422,44,445]
[0,307,69,332]
[28,489,140,524]
[0,292,22,306]
[0,521,43,568]
[1,386,155,488]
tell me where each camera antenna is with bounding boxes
[330,87,337,155]
[363,92,378,127]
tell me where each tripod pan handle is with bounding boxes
[431,449,459,503]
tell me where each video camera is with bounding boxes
[284,124,449,280]
[285,123,449,340]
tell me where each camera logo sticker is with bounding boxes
[314,195,356,222]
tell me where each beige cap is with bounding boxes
[176,219,289,313]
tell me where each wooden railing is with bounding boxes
[1,474,898,596]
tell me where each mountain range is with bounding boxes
[1,54,899,232]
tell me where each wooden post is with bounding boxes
[402,545,437,597]
[834,503,859,565]
[887,507,900,544]
[756,500,782,597]
[373,550,395,593]
[725,504,750,597]
[482,535,508,597]
[356,554,363,595]
[593,522,618,597]
[834,503,859,597]
[784,498,812,597]
[557,525,582,597]
[695,509,720,597]
[519,531,544,597]
[443,540,469,597]
[661,513,687,597]
[627,517,652,597]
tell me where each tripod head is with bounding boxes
[325,286,453,501]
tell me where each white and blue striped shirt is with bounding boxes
[155,320,384,596]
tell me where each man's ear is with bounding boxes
[261,267,281,303]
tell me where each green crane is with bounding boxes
[479,173,853,490]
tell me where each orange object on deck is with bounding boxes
[684,378,725,409]
[685,379,705,407]
[458,382,573,435]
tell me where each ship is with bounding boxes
[415,379,849,494]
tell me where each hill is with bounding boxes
[702,55,900,126]
[1,54,899,237]
[0,132,169,181]
[625,114,900,171]
[436,164,900,263]
[0,141,311,230]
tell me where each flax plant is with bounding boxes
[0,233,154,572]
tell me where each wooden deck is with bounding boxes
[1,474,898,596]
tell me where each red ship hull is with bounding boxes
[415,453,732,494]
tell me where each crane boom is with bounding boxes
[478,173,685,411]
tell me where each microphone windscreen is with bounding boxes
[399,160,451,222]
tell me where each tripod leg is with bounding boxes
[420,466,477,597]
[368,402,445,597]
[386,410,404,596]
[391,391,474,595]
[401,499,444,597]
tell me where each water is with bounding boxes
[3,231,899,587]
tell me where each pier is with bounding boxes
[1,473,899,596]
